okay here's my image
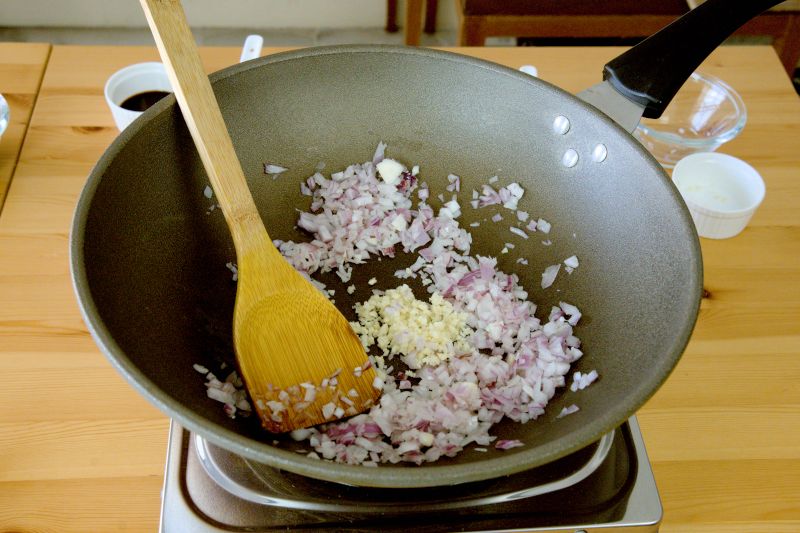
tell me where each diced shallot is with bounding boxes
[210,144,588,467]
[570,370,598,391]
[537,218,552,234]
[509,226,529,239]
[495,439,524,450]
[557,404,580,418]
[446,174,461,192]
[373,141,387,163]
[559,301,582,326]
[264,163,288,175]
[541,264,561,289]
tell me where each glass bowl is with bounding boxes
[0,94,9,142]
[633,72,746,168]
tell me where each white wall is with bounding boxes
[1,0,458,29]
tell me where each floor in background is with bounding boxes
[2,26,797,93]
[0,26,457,47]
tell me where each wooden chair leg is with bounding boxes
[424,0,438,34]
[386,0,399,33]
[405,0,424,46]
[454,0,485,46]
[458,16,485,45]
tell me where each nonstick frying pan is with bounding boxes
[70,0,781,487]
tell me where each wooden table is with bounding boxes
[0,45,798,532]
[0,43,50,210]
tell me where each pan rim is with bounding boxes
[70,44,703,488]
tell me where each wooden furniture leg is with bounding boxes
[405,0,424,45]
[424,0,438,34]
[455,0,484,46]
[386,0,399,33]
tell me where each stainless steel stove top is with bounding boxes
[160,416,661,532]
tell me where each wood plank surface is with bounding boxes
[0,44,798,532]
[0,45,249,533]
[0,43,50,210]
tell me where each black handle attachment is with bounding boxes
[604,0,785,119]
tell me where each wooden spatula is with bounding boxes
[140,0,379,432]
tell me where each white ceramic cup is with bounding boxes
[104,62,172,131]
[672,152,765,239]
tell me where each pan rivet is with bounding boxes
[553,115,570,135]
[562,148,579,168]
[592,143,608,163]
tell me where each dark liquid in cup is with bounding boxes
[120,90,170,112]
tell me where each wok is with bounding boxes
[70,0,779,487]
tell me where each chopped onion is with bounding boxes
[502,183,524,210]
[373,141,387,164]
[537,218,552,234]
[206,143,587,467]
[559,301,582,326]
[264,163,288,175]
[557,404,580,418]
[509,226,529,239]
[495,439,524,450]
[446,173,461,192]
[541,264,561,289]
[225,262,238,281]
[570,370,598,391]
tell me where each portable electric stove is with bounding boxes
[160,416,661,532]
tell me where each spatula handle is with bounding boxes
[140,0,266,246]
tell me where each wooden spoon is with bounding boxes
[140,0,379,432]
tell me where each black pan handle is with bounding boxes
[604,0,785,118]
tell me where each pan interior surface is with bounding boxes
[72,46,701,487]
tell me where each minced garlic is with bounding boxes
[350,284,473,369]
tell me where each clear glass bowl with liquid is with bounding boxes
[634,72,747,168]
